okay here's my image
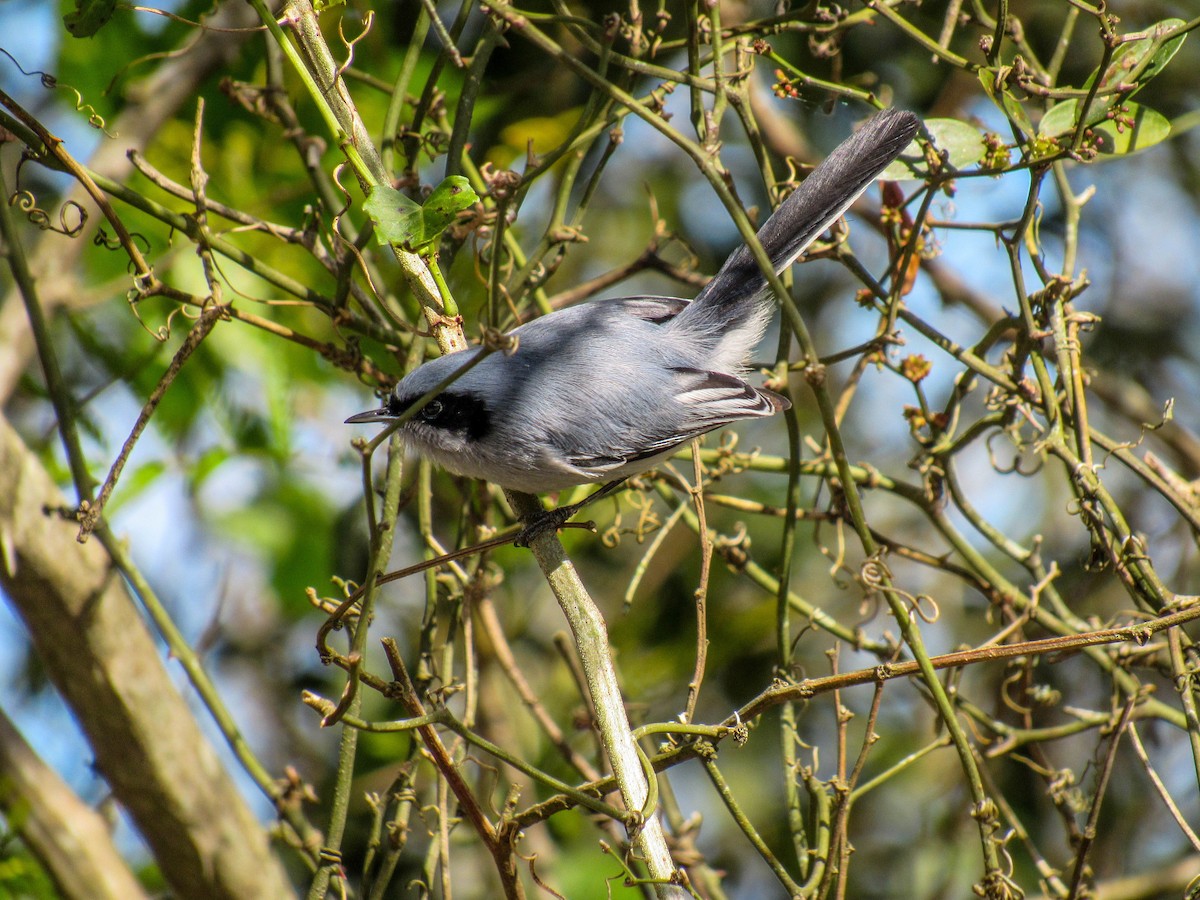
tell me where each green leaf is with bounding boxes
[1105,18,1187,97]
[63,0,118,37]
[1140,19,1188,80]
[1000,93,1034,138]
[881,118,988,180]
[363,184,422,247]
[421,176,478,237]
[363,177,478,252]
[1037,100,1170,157]
[1092,103,1171,155]
[1038,100,1080,139]
[1077,19,1187,127]
[976,70,1034,138]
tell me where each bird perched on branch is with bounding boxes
[348,108,920,542]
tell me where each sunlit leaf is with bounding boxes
[977,70,1034,138]
[1038,100,1171,157]
[1139,19,1188,81]
[363,177,478,252]
[363,183,422,247]
[881,118,988,180]
[1097,18,1187,97]
[420,176,478,237]
[1092,103,1172,155]
[1000,92,1034,138]
[1038,100,1080,139]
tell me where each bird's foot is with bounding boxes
[513,503,597,548]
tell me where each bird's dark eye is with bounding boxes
[402,391,490,439]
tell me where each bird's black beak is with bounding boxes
[345,406,394,425]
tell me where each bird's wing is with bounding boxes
[506,296,686,350]
[594,295,689,323]
[561,367,786,474]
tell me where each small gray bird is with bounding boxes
[348,109,919,535]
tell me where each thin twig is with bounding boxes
[77,301,226,541]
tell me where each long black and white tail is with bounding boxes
[669,108,920,370]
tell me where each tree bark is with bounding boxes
[0,414,296,900]
[0,706,150,900]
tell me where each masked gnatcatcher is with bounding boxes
[348,108,919,543]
